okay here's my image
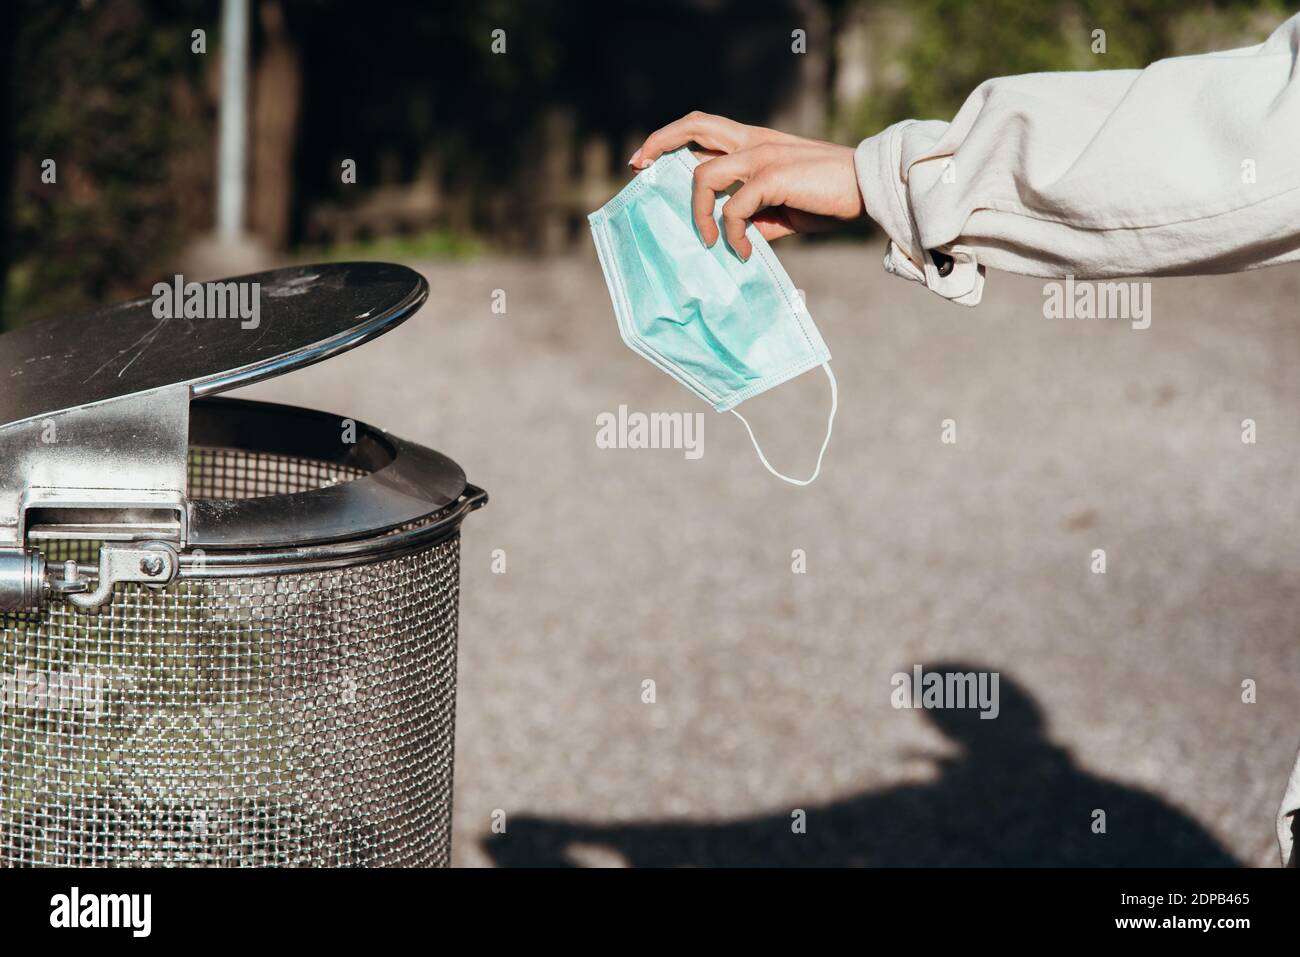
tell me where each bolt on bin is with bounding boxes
[0,262,486,867]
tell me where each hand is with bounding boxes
[630,111,865,261]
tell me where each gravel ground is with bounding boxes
[239,243,1300,867]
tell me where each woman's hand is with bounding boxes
[630,111,865,261]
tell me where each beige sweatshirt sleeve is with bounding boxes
[854,13,1300,306]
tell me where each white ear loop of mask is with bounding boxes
[729,363,837,487]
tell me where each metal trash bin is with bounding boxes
[0,263,485,867]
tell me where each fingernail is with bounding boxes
[628,149,642,168]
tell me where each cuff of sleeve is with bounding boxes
[855,123,986,307]
[855,122,924,266]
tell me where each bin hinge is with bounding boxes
[0,541,180,612]
[0,379,190,616]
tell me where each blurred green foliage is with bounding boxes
[5,0,211,328]
[297,227,485,265]
[841,0,1289,138]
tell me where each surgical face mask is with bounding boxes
[588,147,836,486]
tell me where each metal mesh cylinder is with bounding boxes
[0,449,462,867]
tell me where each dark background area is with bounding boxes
[2,0,1287,327]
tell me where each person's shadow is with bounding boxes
[482,662,1240,866]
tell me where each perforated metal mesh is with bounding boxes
[0,450,462,868]
[187,447,367,500]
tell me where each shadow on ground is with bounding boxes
[482,663,1240,867]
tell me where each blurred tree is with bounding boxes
[0,1,15,324]
[835,0,1290,141]
[4,0,213,329]
[250,0,300,250]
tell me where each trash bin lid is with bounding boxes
[0,262,427,429]
[0,262,475,556]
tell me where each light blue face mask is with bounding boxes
[588,147,837,486]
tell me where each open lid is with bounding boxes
[0,262,466,552]
[0,262,426,429]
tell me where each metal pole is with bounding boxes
[217,0,249,241]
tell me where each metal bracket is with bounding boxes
[0,541,179,612]
[66,541,180,610]
[0,383,189,611]
[0,383,191,549]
